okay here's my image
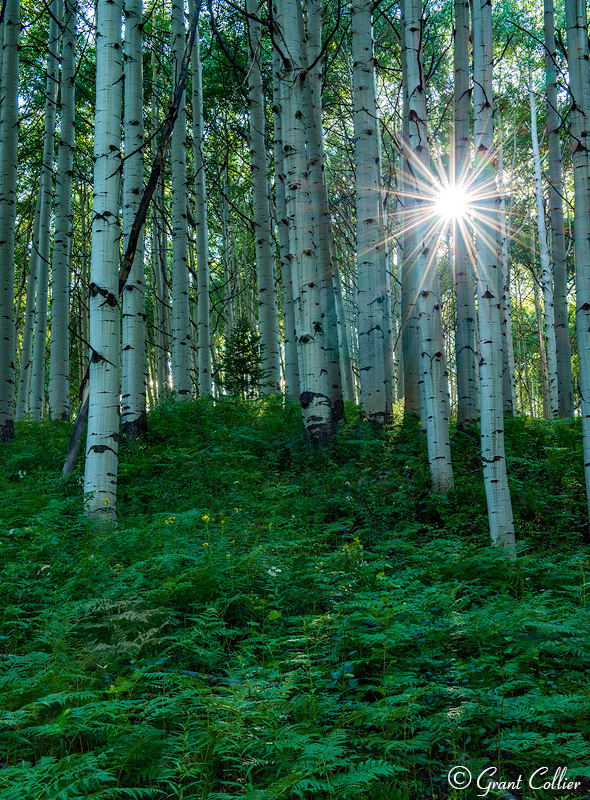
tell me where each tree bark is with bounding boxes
[402,0,454,491]
[121,0,147,438]
[352,0,391,426]
[0,0,20,441]
[565,0,590,519]
[472,0,516,555]
[454,0,478,428]
[48,0,77,420]
[83,0,123,520]
[545,0,574,416]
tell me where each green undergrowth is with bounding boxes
[1,397,589,799]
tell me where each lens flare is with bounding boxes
[433,184,471,221]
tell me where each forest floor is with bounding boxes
[1,397,590,800]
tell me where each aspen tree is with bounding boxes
[399,19,421,418]
[472,0,516,554]
[83,0,123,518]
[15,192,42,419]
[187,0,211,396]
[29,0,61,420]
[170,0,191,397]
[272,38,299,400]
[246,0,281,392]
[0,0,20,441]
[545,0,573,416]
[454,0,478,428]
[565,0,590,519]
[121,0,147,437]
[305,0,344,421]
[402,0,453,491]
[275,0,334,445]
[529,80,558,417]
[48,0,77,420]
[352,0,390,426]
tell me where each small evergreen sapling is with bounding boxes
[222,316,269,398]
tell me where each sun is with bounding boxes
[432,183,472,221]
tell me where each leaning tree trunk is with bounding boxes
[529,80,558,418]
[83,0,123,519]
[352,0,391,426]
[121,0,147,437]
[188,0,211,396]
[454,0,478,428]
[275,0,334,445]
[246,0,281,392]
[48,0,77,420]
[565,0,590,520]
[29,0,61,421]
[402,0,454,491]
[545,0,574,416]
[0,0,20,441]
[472,0,516,555]
[170,0,191,397]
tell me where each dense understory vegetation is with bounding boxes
[1,398,589,799]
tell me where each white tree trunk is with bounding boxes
[48,0,77,420]
[352,0,390,426]
[0,0,20,441]
[305,0,344,421]
[170,0,191,397]
[188,0,211,396]
[83,0,123,519]
[276,0,333,445]
[121,0,146,437]
[15,190,42,419]
[473,0,516,554]
[246,0,281,392]
[529,81,558,418]
[402,0,454,491]
[497,116,518,415]
[399,23,421,418]
[545,0,573,416]
[454,0,478,428]
[272,40,299,400]
[29,0,61,420]
[565,0,590,519]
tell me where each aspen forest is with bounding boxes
[3,0,590,794]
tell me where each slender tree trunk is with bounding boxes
[402,0,454,490]
[305,0,344,421]
[29,0,61,420]
[121,0,147,436]
[454,0,478,428]
[497,117,518,414]
[565,0,590,519]
[246,0,281,392]
[170,0,191,397]
[529,80,558,417]
[399,16,421,418]
[472,0,516,554]
[545,0,574,416]
[15,190,42,419]
[352,0,390,426]
[188,0,211,396]
[272,40,299,400]
[48,0,77,420]
[83,0,123,520]
[0,0,20,441]
[275,0,334,445]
